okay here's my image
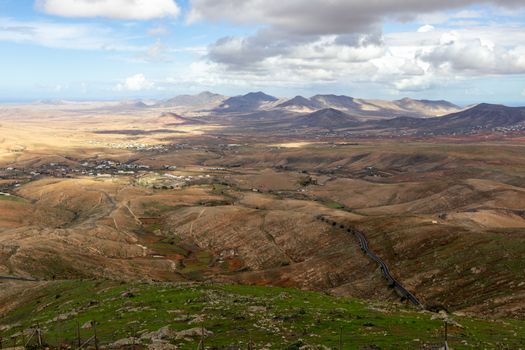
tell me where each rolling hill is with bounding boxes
[293,108,360,128]
[376,103,525,135]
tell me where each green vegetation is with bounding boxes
[0,194,25,202]
[324,201,345,209]
[211,183,229,192]
[1,281,524,349]
[141,201,180,216]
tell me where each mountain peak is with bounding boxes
[243,91,278,101]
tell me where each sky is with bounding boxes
[1,0,525,105]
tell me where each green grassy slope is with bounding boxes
[1,281,524,349]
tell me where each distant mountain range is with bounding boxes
[151,91,461,120]
[31,91,525,136]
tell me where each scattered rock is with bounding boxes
[470,267,482,274]
[121,291,135,298]
[431,310,463,328]
[81,321,95,329]
[0,324,14,332]
[248,306,267,313]
[110,337,137,347]
[299,345,331,350]
[53,311,78,322]
[147,341,179,350]
[175,327,213,339]
[188,314,206,325]
[141,326,175,341]
[166,309,184,314]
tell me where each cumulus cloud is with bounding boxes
[116,74,154,91]
[188,0,523,35]
[417,25,435,33]
[36,0,180,20]
[191,23,525,94]
[420,36,525,75]
[190,0,525,94]
[208,30,385,70]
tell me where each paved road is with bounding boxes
[318,216,423,307]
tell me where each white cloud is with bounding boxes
[0,17,143,51]
[417,25,435,33]
[36,0,180,20]
[148,25,169,36]
[188,0,523,35]
[145,39,168,61]
[420,36,525,75]
[189,0,525,94]
[116,74,154,91]
[522,89,525,97]
[185,23,525,94]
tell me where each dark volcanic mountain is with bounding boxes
[217,91,279,113]
[276,95,322,110]
[435,103,525,129]
[377,103,525,134]
[294,108,360,128]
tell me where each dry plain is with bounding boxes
[1,102,525,328]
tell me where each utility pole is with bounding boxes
[37,322,43,348]
[198,324,205,350]
[132,325,137,350]
[76,319,81,349]
[93,321,99,350]
[444,321,449,350]
[339,326,343,350]
[56,320,61,350]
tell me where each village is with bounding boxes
[0,158,221,195]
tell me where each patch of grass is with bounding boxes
[1,281,525,349]
[212,183,229,192]
[0,194,25,203]
[180,251,212,278]
[148,237,189,256]
[141,201,179,213]
[144,222,162,233]
[324,201,344,209]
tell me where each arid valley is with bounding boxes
[3,1,525,348]
[1,94,525,349]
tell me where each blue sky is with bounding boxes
[1,0,525,105]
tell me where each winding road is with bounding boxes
[318,215,423,307]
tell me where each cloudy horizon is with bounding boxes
[1,0,525,105]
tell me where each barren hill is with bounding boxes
[158,91,226,109]
[376,103,525,135]
[216,91,280,113]
[294,108,360,128]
